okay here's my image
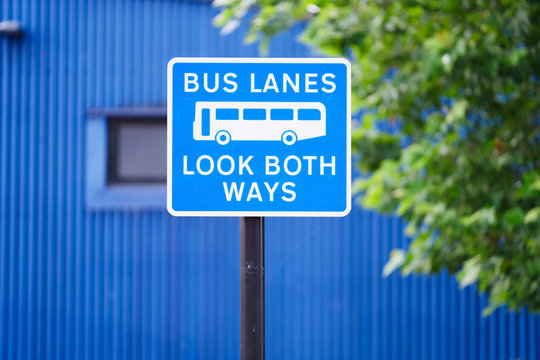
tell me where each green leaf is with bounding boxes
[504,208,524,227]
[458,255,482,288]
[462,208,496,227]
[525,207,540,224]
[382,249,406,277]
[361,184,384,208]
[445,99,468,124]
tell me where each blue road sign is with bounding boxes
[167,58,351,217]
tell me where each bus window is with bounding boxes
[298,109,321,121]
[243,108,266,120]
[271,109,293,121]
[216,108,239,120]
[202,108,210,136]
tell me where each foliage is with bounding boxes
[213,0,540,314]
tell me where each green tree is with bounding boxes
[214,0,540,314]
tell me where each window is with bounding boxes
[298,108,321,121]
[216,108,239,120]
[107,117,167,184]
[243,108,266,120]
[271,108,293,120]
[86,107,167,209]
[201,108,210,136]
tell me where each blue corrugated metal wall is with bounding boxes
[1,1,539,359]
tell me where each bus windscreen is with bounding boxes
[298,109,321,121]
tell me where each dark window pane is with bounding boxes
[216,108,239,120]
[298,108,321,120]
[271,109,293,120]
[108,117,166,184]
[243,108,266,120]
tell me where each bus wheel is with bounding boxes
[216,130,231,145]
[282,131,297,145]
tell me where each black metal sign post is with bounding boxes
[240,217,265,360]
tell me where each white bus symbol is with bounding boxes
[193,101,326,145]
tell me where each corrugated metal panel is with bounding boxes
[0,0,539,359]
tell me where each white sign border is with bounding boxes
[167,57,351,217]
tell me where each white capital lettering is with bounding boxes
[303,156,317,175]
[264,182,279,202]
[283,73,299,93]
[284,156,301,176]
[217,155,235,175]
[184,73,199,92]
[263,73,279,93]
[246,182,262,202]
[251,73,262,93]
[305,73,318,93]
[320,156,335,175]
[196,155,214,175]
[203,73,219,93]
[183,155,194,175]
[281,182,296,202]
[265,156,280,175]
[223,73,238,93]
[321,73,336,93]
[239,156,253,175]
[223,182,245,201]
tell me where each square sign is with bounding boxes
[167,57,351,217]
